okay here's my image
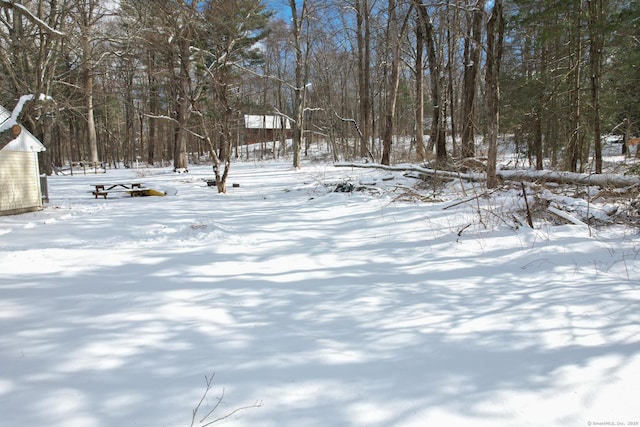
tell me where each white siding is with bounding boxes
[0,150,42,215]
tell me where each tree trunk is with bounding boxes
[485,0,504,188]
[588,0,605,173]
[85,72,98,164]
[381,0,402,166]
[82,33,98,165]
[534,107,543,170]
[534,39,546,171]
[460,0,484,159]
[124,72,135,167]
[216,82,233,193]
[338,162,640,188]
[446,0,458,157]
[413,0,446,163]
[147,51,158,165]
[414,20,426,161]
[290,0,307,169]
[356,0,372,159]
[567,0,584,172]
[173,36,190,171]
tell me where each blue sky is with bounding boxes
[263,0,292,20]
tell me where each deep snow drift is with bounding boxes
[1,160,639,426]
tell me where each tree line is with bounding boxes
[1,0,638,191]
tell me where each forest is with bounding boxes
[1,0,639,191]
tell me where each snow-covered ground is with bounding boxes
[1,160,639,426]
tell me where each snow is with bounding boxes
[1,160,639,427]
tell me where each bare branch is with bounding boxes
[201,401,264,427]
[232,62,307,92]
[334,112,363,138]
[190,373,262,427]
[272,108,296,125]
[142,113,205,141]
[199,387,224,423]
[334,113,375,161]
[190,373,215,427]
[142,113,179,125]
[0,1,66,36]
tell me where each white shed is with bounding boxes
[0,103,47,216]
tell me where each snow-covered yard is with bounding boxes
[1,160,639,426]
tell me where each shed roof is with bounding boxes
[0,104,46,152]
[244,114,291,130]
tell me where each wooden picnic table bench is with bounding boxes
[90,182,146,199]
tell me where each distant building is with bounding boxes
[0,103,47,216]
[244,114,291,144]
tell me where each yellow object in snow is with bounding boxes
[142,188,166,197]
[125,188,166,197]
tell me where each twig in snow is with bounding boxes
[457,223,472,242]
[190,373,262,427]
[442,189,498,210]
[521,182,534,228]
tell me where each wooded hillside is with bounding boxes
[1,0,638,182]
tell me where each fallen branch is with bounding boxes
[336,162,640,188]
[392,184,442,202]
[457,223,472,242]
[442,188,500,210]
[498,169,640,188]
[335,162,485,182]
[547,206,588,226]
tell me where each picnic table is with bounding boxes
[90,182,147,199]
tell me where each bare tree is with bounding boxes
[381,0,411,165]
[588,0,605,173]
[460,0,484,159]
[0,0,66,36]
[67,0,107,166]
[355,0,373,159]
[191,0,270,191]
[485,0,504,188]
[566,0,585,172]
[289,0,311,169]
[413,0,447,163]
[0,0,68,173]
[413,13,426,161]
[2,0,634,173]
[381,0,398,165]
[259,19,293,158]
